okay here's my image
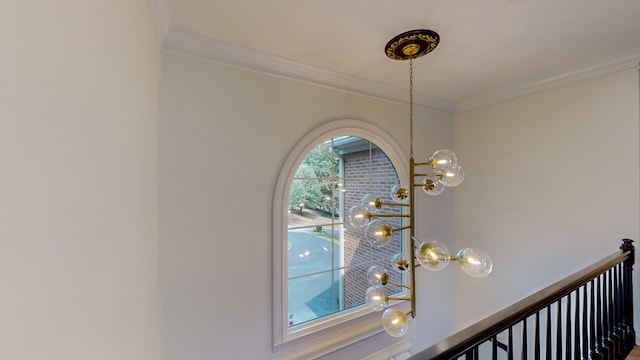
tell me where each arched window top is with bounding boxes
[272,119,410,356]
[276,120,408,188]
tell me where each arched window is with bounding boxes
[273,120,410,353]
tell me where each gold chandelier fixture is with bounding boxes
[347,29,493,337]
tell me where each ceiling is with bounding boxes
[151,0,640,113]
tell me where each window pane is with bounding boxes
[288,178,340,229]
[288,227,340,277]
[285,134,404,332]
[341,228,404,309]
[295,141,339,180]
[288,271,336,327]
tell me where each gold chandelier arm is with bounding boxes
[414,158,438,168]
[392,225,412,233]
[385,279,411,289]
[370,214,411,219]
[376,202,410,207]
[414,173,444,178]
[387,296,412,302]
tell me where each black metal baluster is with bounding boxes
[621,238,635,353]
[603,270,612,359]
[546,305,552,360]
[566,292,572,360]
[464,348,473,360]
[601,273,608,359]
[535,312,540,360]
[596,274,606,360]
[617,264,624,355]
[590,278,602,360]
[607,266,617,358]
[508,326,514,360]
[523,318,528,360]
[582,285,588,359]
[613,264,621,355]
[575,289,581,360]
[556,299,563,360]
[616,263,623,350]
[492,335,498,360]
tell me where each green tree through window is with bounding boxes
[289,143,340,217]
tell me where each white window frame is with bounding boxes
[272,119,410,356]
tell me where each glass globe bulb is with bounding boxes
[348,205,371,228]
[390,185,409,204]
[439,166,465,187]
[365,286,388,312]
[391,253,410,273]
[367,265,388,286]
[456,247,493,278]
[361,194,380,211]
[422,177,445,196]
[430,149,458,171]
[415,240,450,271]
[381,308,409,337]
[364,221,393,248]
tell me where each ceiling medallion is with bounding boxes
[384,29,440,61]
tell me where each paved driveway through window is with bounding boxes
[288,229,342,326]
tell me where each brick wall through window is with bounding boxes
[341,147,404,309]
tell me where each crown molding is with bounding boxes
[455,51,640,113]
[158,28,640,115]
[163,29,457,113]
[148,0,172,49]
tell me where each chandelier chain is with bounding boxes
[409,56,414,160]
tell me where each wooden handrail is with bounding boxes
[410,239,635,359]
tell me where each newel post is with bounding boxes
[620,238,635,350]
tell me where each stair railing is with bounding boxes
[410,239,635,360]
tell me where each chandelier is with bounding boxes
[347,29,493,337]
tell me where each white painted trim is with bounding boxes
[148,0,172,47]
[163,29,456,113]
[456,52,640,112]
[272,119,411,356]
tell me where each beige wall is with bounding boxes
[0,1,161,359]
[158,51,456,359]
[453,69,640,330]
